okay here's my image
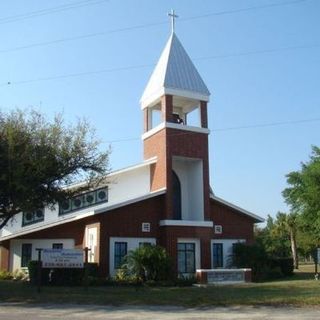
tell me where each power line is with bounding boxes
[196,43,320,61]
[1,42,318,87]
[213,117,320,132]
[0,64,154,87]
[0,0,308,54]
[0,0,109,25]
[0,21,166,54]
[102,117,320,144]
[180,0,307,22]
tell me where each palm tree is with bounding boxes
[273,212,299,269]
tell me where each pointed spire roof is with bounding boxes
[140,32,210,109]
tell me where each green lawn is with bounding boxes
[1,265,319,307]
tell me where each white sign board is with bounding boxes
[42,249,84,268]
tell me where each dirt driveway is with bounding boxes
[0,303,320,320]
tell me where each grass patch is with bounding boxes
[1,265,319,307]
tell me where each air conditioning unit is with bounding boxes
[60,200,71,214]
[84,192,95,206]
[97,188,107,202]
[24,212,33,223]
[35,209,44,220]
[72,196,83,209]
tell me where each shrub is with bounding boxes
[232,243,269,281]
[28,261,50,285]
[270,257,294,276]
[233,243,294,281]
[12,269,28,281]
[0,270,13,280]
[28,261,99,286]
[121,245,172,282]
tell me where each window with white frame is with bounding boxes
[21,243,32,268]
[177,243,195,274]
[212,243,223,268]
[114,242,127,269]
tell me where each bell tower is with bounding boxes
[140,30,211,223]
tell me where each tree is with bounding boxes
[0,109,110,229]
[255,215,291,258]
[272,212,299,269]
[283,146,320,248]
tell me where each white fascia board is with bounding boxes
[0,209,95,242]
[141,122,166,140]
[165,122,210,134]
[141,122,210,140]
[141,87,210,110]
[159,220,213,227]
[140,88,165,109]
[211,195,265,223]
[0,189,167,242]
[108,157,157,177]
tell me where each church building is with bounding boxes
[0,27,263,277]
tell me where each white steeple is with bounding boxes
[140,32,210,109]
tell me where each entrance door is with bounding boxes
[86,227,97,263]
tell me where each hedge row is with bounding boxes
[233,243,294,281]
[28,261,99,286]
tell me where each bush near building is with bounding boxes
[233,243,294,281]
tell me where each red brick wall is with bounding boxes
[159,226,213,272]
[12,195,164,276]
[210,199,255,243]
[99,195,164,275]
[166,127,210,220]
[144,128,210,220]
[144,129,167,192]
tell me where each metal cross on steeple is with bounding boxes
[168,9,178,34]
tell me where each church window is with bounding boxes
[21,243,32,268]
[114,242,127,269]
[52,243,63,249]
[59,187,108,215]
[212,243,223,268]
[177,243,195,274]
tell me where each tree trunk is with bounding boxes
[290,229,299,269]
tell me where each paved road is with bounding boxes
[0,303,320,320]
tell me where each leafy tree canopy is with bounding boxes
[283,145,320,244]
[0,109,110,229]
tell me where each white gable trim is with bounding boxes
[159,220,213,227]
[211,195,264,222]
[0,189,166,241]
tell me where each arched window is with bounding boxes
[172,170,182,220]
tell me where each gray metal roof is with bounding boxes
[141,32,210,107]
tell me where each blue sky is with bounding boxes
[0,0,319,220]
